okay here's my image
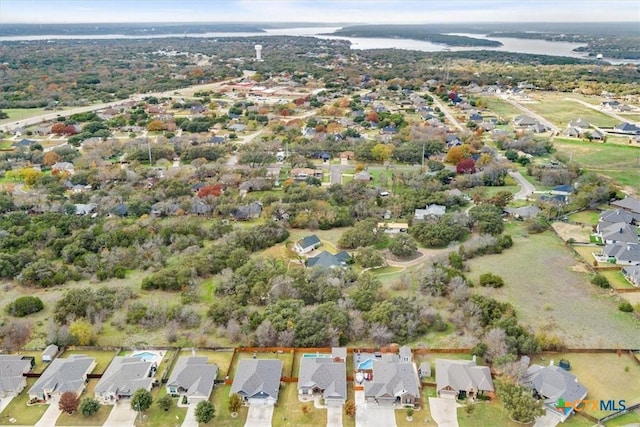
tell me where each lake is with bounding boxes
[1,26,636,64]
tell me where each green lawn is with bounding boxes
[210,385,248,426]
[465,226,640,348]
[605,409,640,426]
[0,107,53,124]
[178,349,234,377]
[569,210,600,225]
[272,383,327,427]
[531,353,640,419]
[484,97,521,119]
[599,269,635,289]
[62,349,116,375]
[0,379,49,425]
[55,404,112,426]
[527,100,620,128]
[135,386,186,427]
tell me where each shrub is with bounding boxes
[195,400,215,423]
[590,274,610,289]
[58,391,80,414]
[157,395,173,411]
[479,273,505,288]
[5,296,44,317]
[618,301,634,313]
[79,398,100,417]
[228,393,242,413]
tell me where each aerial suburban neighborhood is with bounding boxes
[0,1,639,427]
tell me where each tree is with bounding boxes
[69,319,93,345]
[131,388,153,412]
[5,296,44,317]
[195,400,215,423]
[591,274,610,289]
[388,234,417,258]
[58,391,80,414]
[157,395,173,411]
[0,319,32,351]
[371,143,394,162]
[445,145,471,164]
[43,151,61,166]
[228,393,242,413]
[79,398,100,417]
[497,379,544,423]
[456,158,476,174]
[479,273,505,288]
[344,400,356,417]
[51,122,66,135]
[356,247,385,268]
[147,120,164,132]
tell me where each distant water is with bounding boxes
[0,26,636,64]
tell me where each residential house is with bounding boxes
[611,197,640,222]
[293,235,322,255]
[380,126,398,135]
[513,115,539,127]
[111,204,128,217]
[306,251,351,269]
[377,223,409,234]
[29,355,96,401]
[166,356,218,404]
[469,112,483,122]
[230,359,282,405]
[568,118,590,130]
[445,188,471,201]
[445,134,462,148]
[562,127,581,138]
[42,344,59,363]
[363,347,421,407]
[602,243,640,265]
[622,265,640,287]
[601,100,621,110]
[0,355,32,398]
[231,201,262,221]
[414,204,446,220]
[551,184,573,196]
[521,363,588,422]
[597,222,639,245]
[590,128,606,140]
[614,122,640,135]
[540,194,569,206]
[504,205,541,220]
[94,357,154,404]
[291,168,323,180]
[74,203,98,216]
[191,200,212,216]
[12,138,35,149]
[298,348,347,406]
[435,358,494,400]
[599,209,635,228]
[51,162,75,174]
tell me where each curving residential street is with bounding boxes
[509,170,536,200]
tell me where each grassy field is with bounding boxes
[465,226,640,348]
[62,349,116,375]
[272,383,328,427]
[0,378,49,425]
[526,99,620,128]
[552,138,640,193]
[568,210,600,225]
[483,97,522,119]
[209,385,248,426]
[571,244,600,264]
[531,353,640,419]
[0,108,52,124]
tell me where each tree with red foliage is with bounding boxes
[198,184,223,198]
[456,158,476,174]
[58,391,80,414]
[366,111,379,123]
[64,124,78,135]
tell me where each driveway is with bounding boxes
[509,171,536,200]
[354,390,396,427]
[181,403,198,427]
[103,401,138,427]
[533,410,562,427]
[34,403,61,427]
[327,404,343,427]
[245,403,274,427]
[428,397,459,427]
[0,396,14,414]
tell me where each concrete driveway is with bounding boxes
[181,403,198,427]
[0,396,14,414]
[327,404,343,427]
[533,410,561,427]
[244,403,274,427]
[429,397,459,427]
[354,390,396,427]
[34,403,61,427]
[103,401,138,427]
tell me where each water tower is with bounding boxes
[254,44,263,61]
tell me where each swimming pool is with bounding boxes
[357,358,374,370]
[129,351,162,364]
[302,353,332,358]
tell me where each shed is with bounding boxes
[42,344,59,363]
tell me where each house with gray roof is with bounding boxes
[29,355,96,401]
[603,243,640,265]
[599,209,635,227]
[0,355,32,398]
[435,358,494,400]
[514,115,539,127]
[622,265,640,287]
[414,204,446,221]
[568,118,590,130]
[166,356,218,404]
[298,348,347,406]
[504,205,541,220]
[598,222,639,245]
[611,197,640,221]
[293,235,322,255]
[306,251,351,269]
[230,359,282,405]
[94,357,154,404]
[363,349,421,407]
[521,363,588,422]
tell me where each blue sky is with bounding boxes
[1,0,638,24]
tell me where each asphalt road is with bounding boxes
[509,170,536,200]
[427,91,466,133]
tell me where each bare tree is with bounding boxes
[255,320,277,347]
[484,328,509,362]
[370,323,393,347]
[1,319,32,351]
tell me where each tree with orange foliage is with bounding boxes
[58,391,80,414]
[51,122,65,135]
[366,111,379,123]
[147,120,164,132]
[445,145,471,165]
[43,151,61,166]
[198,184,223,198]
